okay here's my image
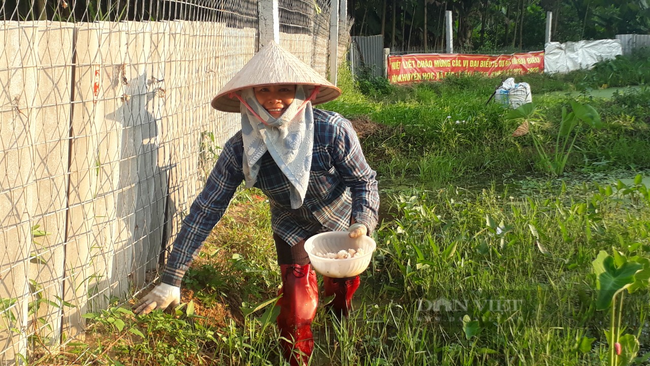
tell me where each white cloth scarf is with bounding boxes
[240,86,314,209]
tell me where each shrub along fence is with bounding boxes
[0,0,349,363]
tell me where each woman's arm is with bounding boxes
[161,135,245,286]
[330,117,380,235]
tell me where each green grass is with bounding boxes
[324,57,650,186]
[36,53,650,366]
[49,177,650,365]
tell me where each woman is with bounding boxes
[134,41,379,365]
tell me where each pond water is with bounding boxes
[538,85,646,100]
[378,169,650,216]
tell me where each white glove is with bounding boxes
[134,283,181,315]
[348,223,368,238]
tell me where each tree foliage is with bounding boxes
[350,0,650,52]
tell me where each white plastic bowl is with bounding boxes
[304,231,376,278]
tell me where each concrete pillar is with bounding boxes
[349,40,355,76]
[258,0,280,47]
[383,48,390,78]
[64,21,106,340]
[340,0,347,32]
[329,0,339,84]
[0,20,38,366]
[545,12,553,45]
[30,20,75,355]
[445,10,453,53]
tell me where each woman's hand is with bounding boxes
[134,283,181,315]
[348,223,368,238]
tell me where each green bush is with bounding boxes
[354,64,395,98]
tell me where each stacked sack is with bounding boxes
[494,77,532,109]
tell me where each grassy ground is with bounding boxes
[34,51,650,366]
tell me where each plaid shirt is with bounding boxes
[162,109,379,286]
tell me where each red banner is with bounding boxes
[387,51,544,84]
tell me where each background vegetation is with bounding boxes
[349,0,650,52]
[329,47,650,191]
[4,0,648,52]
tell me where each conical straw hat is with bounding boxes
[211,41,341,112]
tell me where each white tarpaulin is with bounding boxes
[544,39,623,74]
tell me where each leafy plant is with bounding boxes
[30,224,50,265]
[354,64,395,98]
[199,131,222,182]
[0,298,18,330]
[592,250,650,366]
[508,101,603,176]
[82,307,145,338]
[615,174,650,206]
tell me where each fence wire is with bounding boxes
[0,0,343,364]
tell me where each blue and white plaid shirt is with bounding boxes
[162,109,380,286]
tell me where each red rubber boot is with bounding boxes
[276,264,318,366]
[323,276,360,318]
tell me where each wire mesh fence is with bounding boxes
[0,0,348,363]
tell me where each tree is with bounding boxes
[348,0,649,50]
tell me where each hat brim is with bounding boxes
[211,83,341,113]
[210,41,341,113]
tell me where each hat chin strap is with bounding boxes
[230,86,320,126]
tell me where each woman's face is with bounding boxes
[253,85,296,118]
